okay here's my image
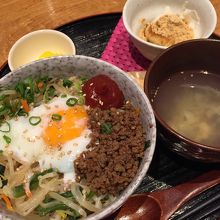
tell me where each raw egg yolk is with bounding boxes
[43,106,88,147]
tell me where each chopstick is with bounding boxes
[191,199,220,220]
[173,188,220,220]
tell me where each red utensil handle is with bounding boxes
[150,170,220,220]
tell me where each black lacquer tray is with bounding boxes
[1,13,220,220]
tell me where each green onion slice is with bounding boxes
[144,140,151,150]
[0,104,5,111]
[13,185,25,198]
[29,116,41,126]
[86,191,95,200]
[100,122,112,134]
[3,135,11,144]
[0,122,10,133]
[17,109,28,117]
[61,94,67,98]
[51,114,62,121]
[66,98,78,106]
[77,95,85,105]
[63,79,73,88]
[0,107,9,117]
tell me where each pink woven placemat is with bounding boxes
[101,17,151,72]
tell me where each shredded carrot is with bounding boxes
[37,82,44,89]
[25,189,32,198]
[1,194,13,211]
[24,182,32,198]
[21,99,30,113]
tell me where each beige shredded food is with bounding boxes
[139,14,194,46]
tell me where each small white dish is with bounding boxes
[8,29,76,71]
[123,0,217,60]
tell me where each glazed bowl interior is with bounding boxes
[145,39,220,162]
[0,55,156,220]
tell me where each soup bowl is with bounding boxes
[0,55,156,219]
[144,39,220,163]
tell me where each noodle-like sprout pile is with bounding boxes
[0,75,116,219]
[0,153,115,219]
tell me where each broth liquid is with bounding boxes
[153,70,220,148]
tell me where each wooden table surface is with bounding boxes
[0,0,219,70]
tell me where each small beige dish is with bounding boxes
[123,0,217,60]
[8,29,76,71]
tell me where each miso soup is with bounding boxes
[153,70,220,148]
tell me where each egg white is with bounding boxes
[0,96,91,183]
[38,128,91,183]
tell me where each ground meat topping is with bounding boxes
[74,102,145,195]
